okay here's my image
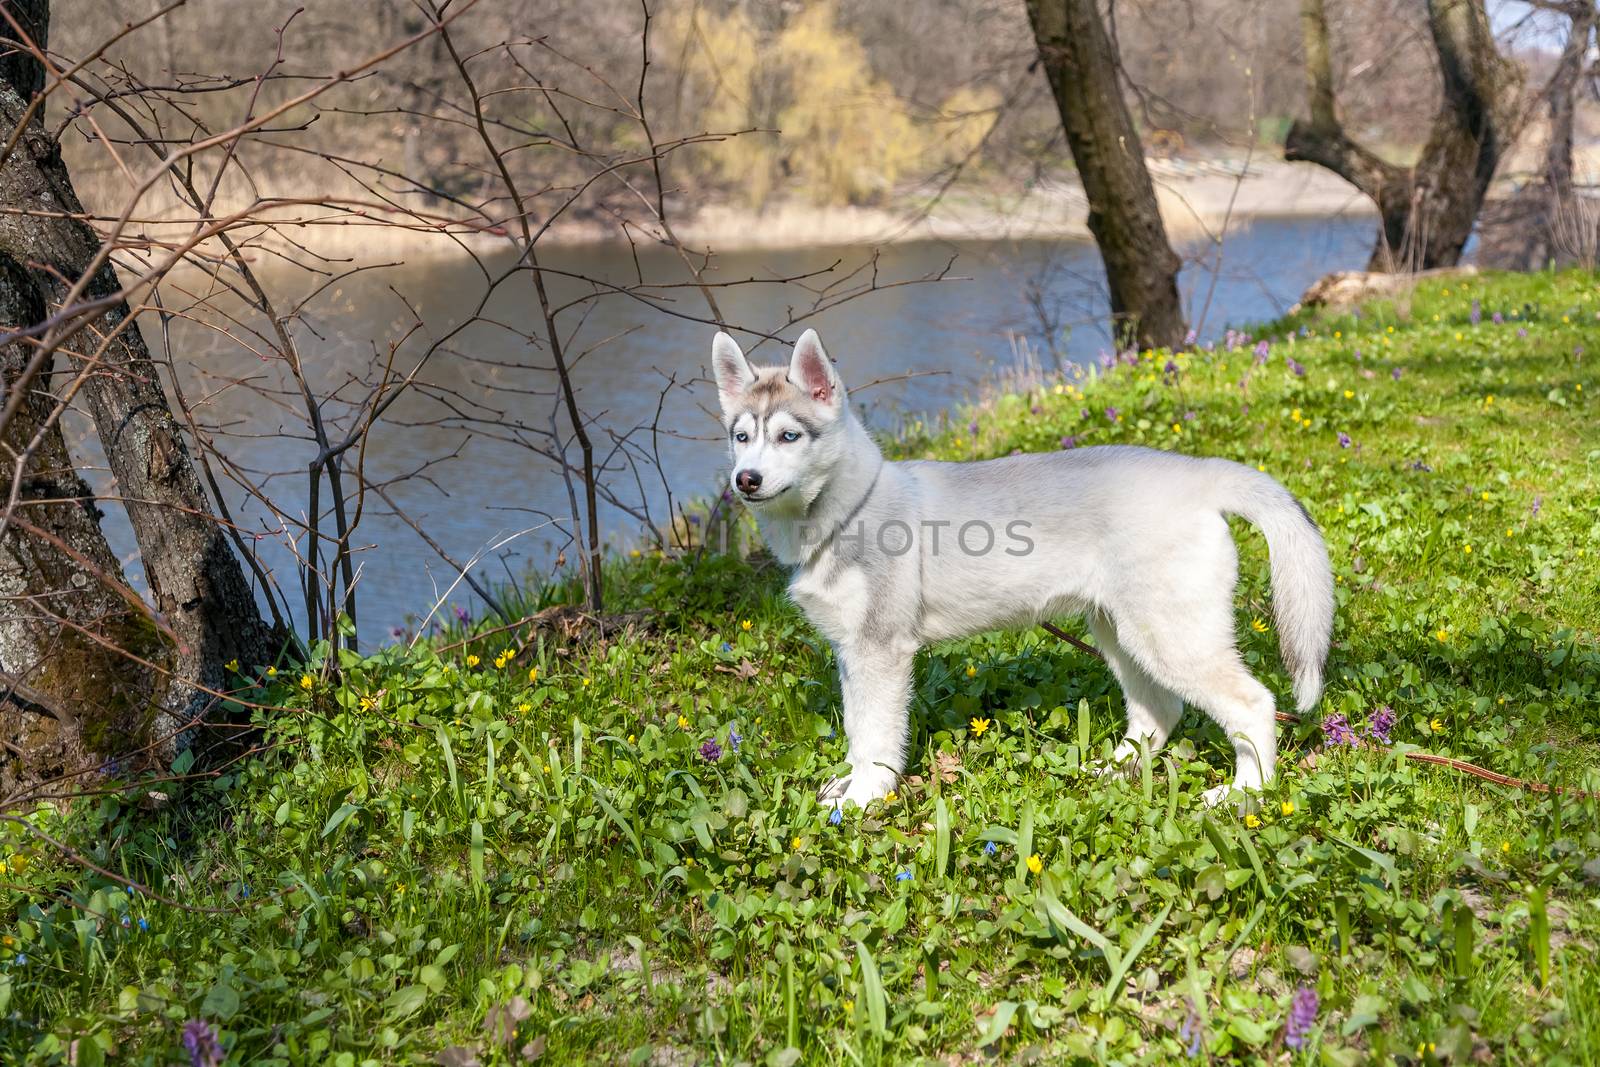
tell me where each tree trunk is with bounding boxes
[1284,0,1520,272]
[1025,0,1187,351]
[0,0,277,769]
[0,252,167,792]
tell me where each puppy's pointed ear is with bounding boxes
[712,331,755,413]
[789,328,843,411]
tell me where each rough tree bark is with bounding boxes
[0,252,164,791]
[1284,0,1522,272]
[0,0,277,775]
[1025,0,1187,351]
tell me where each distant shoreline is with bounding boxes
[130,157,1381,264]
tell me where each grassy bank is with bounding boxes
[4,271,1599,1065]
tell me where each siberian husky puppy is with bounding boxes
[712,329,1333,808]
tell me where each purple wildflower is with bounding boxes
[1031,404,1043,416]
[1518,327,1529,339]
[699,738,722,762]
[1320,713,1356,747]
[967,421,979,436]
[453,604,471,626]
[1105,406,1120,422]
[1288,357,1306,377]
[182,1019,223,1067]
[1493,311,1503,324]
[729,730,742,752]
[1184,329,1198,346]
[1099,350,1116,370]
[1391,367,1403,381]
[1354,348,1362,361]
[1284,986,1319,1049]
[1531,494,1543,517]
[1409,460,1433,472]
[1470,300,1481,326]
[1253,340,1271,364]
[829,807,843,826]
[389,626,405,640]
[1337,432,1352,449]
[1059,436,1077,449]
[1163,359,1180,380]
[1368,705,1396,744]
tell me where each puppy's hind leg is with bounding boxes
[1087,613,1184,774]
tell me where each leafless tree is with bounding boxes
[1284,0,1523,271]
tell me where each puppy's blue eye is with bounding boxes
[780,430,801,443]
[734,431,749,443]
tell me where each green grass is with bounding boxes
[4,270,1600,1065]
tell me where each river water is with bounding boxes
[95,217,1374,640]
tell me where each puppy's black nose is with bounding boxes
[736,470,763,494]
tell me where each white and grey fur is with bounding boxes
[712,328,1334,808]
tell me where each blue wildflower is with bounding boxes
[829,808,843,826]
[1470,299,1481,326]
[729,731,742,753]
[984,841,998,856]
[1337,432,1352,448]
[1179,999,1202,1057]
[895,870,913,882]
[138,917,149,932]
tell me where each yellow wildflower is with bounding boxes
[843,999,855,1015]
[582,677,591,688]
[528,667,539,683]
[494,652,509,669]
[266,666,277,677]
[225,658,239,673]
[970,717,991,738]
[1435,628,1449,642]
[627,734,635,744]
[1026,854,1043,875]
[883,791,897,805]
[1501,841,1511,854]
[677,714,690,729]
[741,619,752,632]
[517,703,530,713]
[965,664,977,678]
[1171,423,1182,435]
[1343,390,1354,399]
[299,674,314,691]
[1244,813,1261,829]
[1280,800,1295,817]
[1480,491,1490,501]
[1463,544,1472,554]
[0,935,11,947]
[1250,617,1268,633]
[792,836,802,851]
[1430,717,1445,733]
[465,654,480,668]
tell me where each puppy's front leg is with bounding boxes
[821,638,916,808]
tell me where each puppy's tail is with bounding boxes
[1220,465,1335,712]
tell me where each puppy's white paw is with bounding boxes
[1092,740,1142,779]
[1201,783,1262,811]
[817,775,850,803]
[826,764,898,809]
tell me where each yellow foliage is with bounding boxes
[665,2,965,207]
